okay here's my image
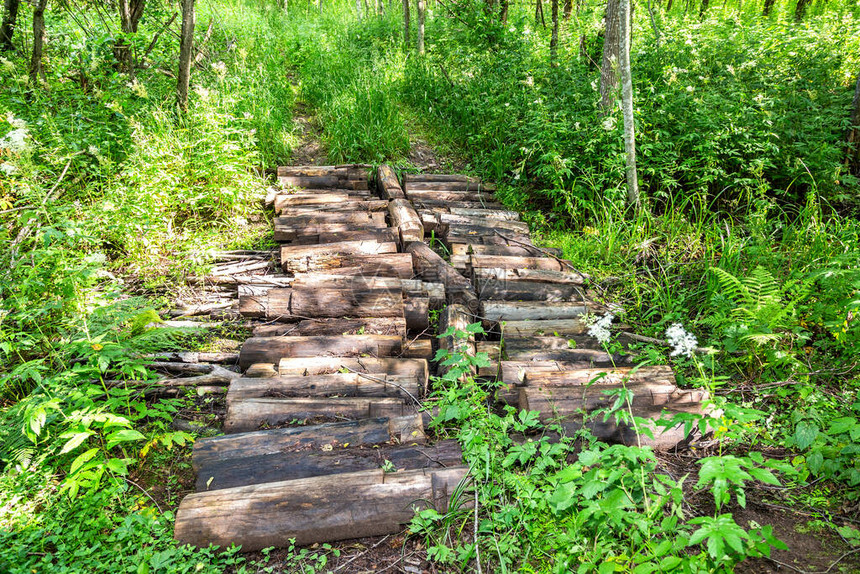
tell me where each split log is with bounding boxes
[276,199,388,216]
[412,199,506,210]
[290,228,401,246]
[389,198,424,243]
[376,164,405,199]
[279,241,401,274]
[147,362,214,375]
[174,466,469,550]
[449,207,519,220]
[290,275,443,307]
[274,192,350,210]
[253,317,408,338]
[403,338,434,360]
[406,189,496,203]
[500,319,588,338]
[245,363,278,378]
[274,215,387,242]
[277,357,428,380]
[504,347,630,364]
[405,242,477,311]
[439,214,529,234]
[404,173,481,184]
[169,301,235,317]
[147,351,239,364]
[226,372,424,403]
[277,166,369,180]
[404,296,430,332]
[474,269,588,302]
[195,439,462,491]
[238,335,404,370]
[481,301,604,324]
[496,365,674,404]
[224,396,412,433]
[278,175,343,188]
[521,384,707,414]
[499,360,594,390]
[237,287,404,322]
[476,341,501,378]
[438,304,476,377]
[405,180,495,192]
[470,255,572,271]
[192,415,426,470]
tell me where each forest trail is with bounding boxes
[168,164,709,551]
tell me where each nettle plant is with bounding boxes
[410,322,792,572]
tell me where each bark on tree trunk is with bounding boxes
[848,72,860,175]
[402,0,410,46]
[794,0,810,19]
[177,0,195,111]
[698,0,709,17]
[0,0,20,51]
[762,0,775,15]
[535,0,546,28]
[563,0,572,19]
[500,0,509,23]
[550,0,559,67]
[619,0,640,210]
[599,0,620,113]
[29,0,48,86]
[417,0,425,54]
[666,0,673,11]
[117,0,145,72]
[647,0,661,48]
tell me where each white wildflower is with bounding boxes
[0,127,30,153]
[1,162,18,175]
[212,61,227,75]
[88,145,99,156]
[665,323,698,358]
[686,86,695,93]
[523,26,531,35]
[504,102,510,107]
[127,79,148,98]
[0,57,13,72]
[590,78,598,91]
[601,116,616,131]
[574,122,581,129]
[524,76,534,87]
[7,113,26,129]
[586,313,615,345]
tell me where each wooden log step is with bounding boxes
[412,199,506,211]
[504,346,631,364]
[444,227,533,246]
[558,403,707,449]
[377,164,405,200]
[521,384,707,415]
[449,207,520,220]
[499,360,594,388]
[290,275,445,308]
[438,305,476,376]
[195,439,462,491]
[274,192,350,209]
[476,341,501,377]
[501,319,589,337]
[226,372,424,403]
[288,228,401,247]
[451,244,562,259]
[406,189,497,203]
[224,397,412,433]
[174,466,468,550]
[469,255,573,271]
[280,242,410,276]
[496,365,675,404]
[481,301,604,324]
[237,287,405,321]
[276,199,388,216]
[405,296,430,331]
[389,198,424,243]
[440,214,529,234]
[277,165,369,180]
[192,415,426,471]
[274,214,387,242]
[239,335,404,370]
[245,363,279,378]
[279,176,369,191]
[277,357,428,379]
[403,338,434,360]
[406,242,477,310]
[253,317,408,338]
[403,173,482,184]
[405,180,495,192]
[474,269,588,302]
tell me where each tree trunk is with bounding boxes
[761,0,775,15]
[666,0,673,11]
[848,72,860,175]
[177,0,195,111]
[402,0,410,46]
[356,0,361,18]
[500,0,509,23]
[563,0,572,19]
[0,0,20,51]
[550,0,559,66]
[117,0,145,72]
[698,0,709,17]
[535,0,546,27]
[417,0,425,53]
[599,0,620,113]
[619,0,640,210]
[647,0,661,48]
[29,0,48,86]
[794,0,810,19]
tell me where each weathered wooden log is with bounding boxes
[403,338,434,360]
[405,180,495,192]
[147,351,240,364]
[504,346,630,364]
[195,439,462,491]
[277,357,428,379]
[147,362,214,375]
[238,335,404,370]
[403,173,481,184]
[481,301,604,324]
[277,165,369,179]
[253,317,408,338]
[193,415,426,470]
[438,304,476,377]
[174,466,469,550]
[476,341,501,377]
[274,192,350,210]
[521,384,707,414]
[559,403,707,449]
[389,198,424,243]
[500,319,589,337]
[169,301,235,318]
[240,287,405,321]
[376,164,405,199]
[224,396,412,433]
[280,241,401,274]
[226,372,423,404]
[498,360,593,391]
[278,175,343,188]
[440,214,529,235]
[276,199,388,216]
[504,336,615,353]
[474,269,588,302]
[449,207,519,220]
[496,365,675,404]
[469,255,572,271]
[274,214,387,242]
[290,228,401,247]
[210,260,272,276]
[406,189,496,203]
[405,242,477,310]
[412,199,506,210]
[290,275,444,307]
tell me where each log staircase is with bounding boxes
[173,164,708,551]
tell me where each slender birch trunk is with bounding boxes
[619,0,640,210]
[177,0,195,111]
[417,0,425,54]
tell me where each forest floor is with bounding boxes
[152,99,860,574]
